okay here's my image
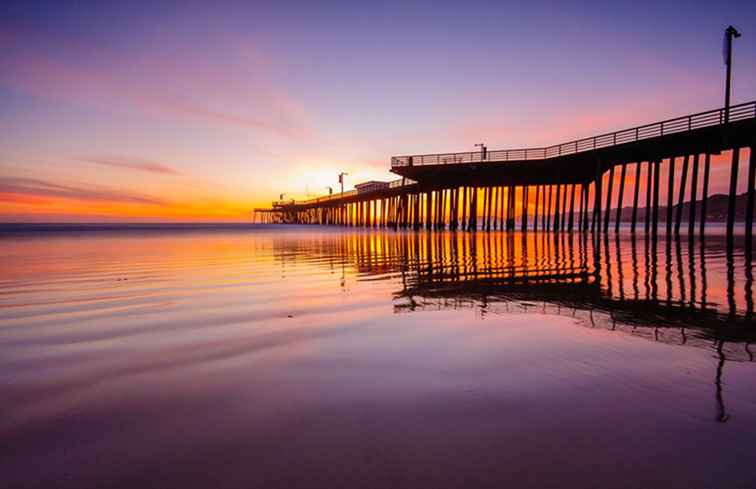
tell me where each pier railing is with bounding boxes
[391,100,756,167]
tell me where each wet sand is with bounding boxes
[1,227,755,488]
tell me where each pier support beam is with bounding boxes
[700,154,711,236]
[645,160,654,235]
[554,183,562,232]
[727,148,741,242]
[631,162,641,234]
[688,154,700,237]
[746,146,756,245]
[615,163,627,233]
[652,159,661,239]
[568,184,576,232]
[666,156,676,236]
[604,166,614,233]
[675,154,690,235]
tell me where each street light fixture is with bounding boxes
[723,25,741,123]
[474,143,487,161]
[338,172,349,195]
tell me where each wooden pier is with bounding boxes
[256,101,756,242]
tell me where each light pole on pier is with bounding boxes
[474,143,487,161]
[338,172,348,196]
[723,25,741,123]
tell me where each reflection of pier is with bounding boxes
[260,101,756,244]
[272,230,755,354]
[272,230,754,421]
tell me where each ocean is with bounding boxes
[1,225,755,488]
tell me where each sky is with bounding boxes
[1,0,755,222]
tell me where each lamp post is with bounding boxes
[724,25,741,123]
[474,143,487,161]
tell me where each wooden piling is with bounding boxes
[652,159,661,238]
[631,162,641,233]
[688,154,700,237]
[727,148,741,241]
[700,154,711,236]
[425,191,432,230]
[521,186,529,231]
[645,160,653,235]
[508,186,515,231]
[746,147,756,244]
[470,187,478,231]
[603,165,615,233]
[492,187,499,230]
[578,184,586,232]
[666,156,676,236]
[568,184,576,232]
[592,162,603,233]
[533,185,540,231]
[461,187,468,230]
[554,183,562,232]
[486,187,493,231]
[675,154,689,235]
[541,185,547,231]
[615,163,627,233]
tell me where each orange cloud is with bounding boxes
[80,156,181,175]
[0,177,167,206]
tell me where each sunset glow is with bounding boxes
[2,1,755,222]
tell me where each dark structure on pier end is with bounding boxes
[258,101,756,243]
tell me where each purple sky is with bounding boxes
[1,0,755,221]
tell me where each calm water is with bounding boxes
[1,226,755,489]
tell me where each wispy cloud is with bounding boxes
[81,156,181,175]
[0,177,167,206]
[0,27,312,140]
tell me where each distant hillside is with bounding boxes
[604,192,753,223]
